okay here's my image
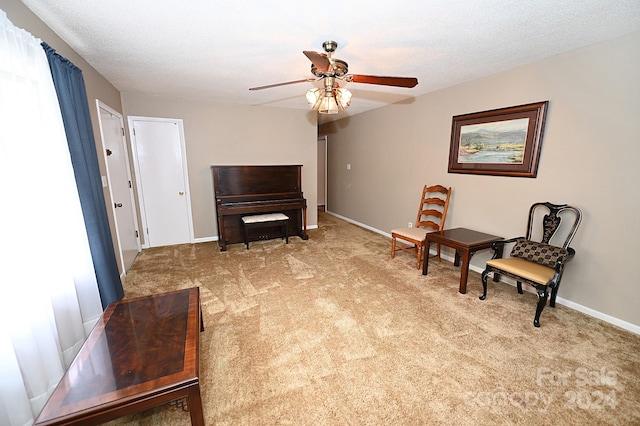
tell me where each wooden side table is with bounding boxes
[35,288,204,425]
[422,228,503,293]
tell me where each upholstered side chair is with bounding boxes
[479,202,582,327]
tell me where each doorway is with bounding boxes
[317,135,327,211]
[96,101,140,274]
[128,116,194,248]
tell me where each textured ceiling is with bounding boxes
[20,0,640,124]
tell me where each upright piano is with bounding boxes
[211,165,309,251]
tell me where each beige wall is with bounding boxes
[4,0,125,270]
[120,93,319,240]
[321,31,640,328]
[6,0,638,327]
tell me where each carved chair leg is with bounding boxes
[534,287,549,328]
[479,270,490,300]
[550,284,560,308]
[517,281,523,294]
[416,245,422,269]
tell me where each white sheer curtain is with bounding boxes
[0,11,103,426]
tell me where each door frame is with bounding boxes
[128,116,194,248]
[318,135,327,209]
[95,100,141,276]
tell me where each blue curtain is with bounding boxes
[42,43,124,308]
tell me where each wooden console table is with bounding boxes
[35,288,204,425]
[422,228,503,294]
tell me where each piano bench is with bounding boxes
[241,213,289,249]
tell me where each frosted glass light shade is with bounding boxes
[305,88,322,109]
[318,94,339,114]
[335,88,352,109]
[306,86,351,114]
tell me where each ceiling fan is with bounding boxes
[249,41,419,114]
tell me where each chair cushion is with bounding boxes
[510,238,568,268]
[391,227,429,242]
[242,213,289,224]
[487,258,556,285]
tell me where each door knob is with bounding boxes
[115,203,123,208]
[179,191,185,195]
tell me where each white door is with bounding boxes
[129,117,194,247]
[96,101,140,273]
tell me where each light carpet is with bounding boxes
[108,212,640,425]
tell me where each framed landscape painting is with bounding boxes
[447,101,549,177]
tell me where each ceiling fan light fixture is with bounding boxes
[306,87,351,114]
[318,91,339,114]
[251,40,418,114]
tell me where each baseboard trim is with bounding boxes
[194,236,217,243]
[327,211,393,238]
[325,210,640,335]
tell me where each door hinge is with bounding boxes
[129,180,132,188]
[121,128,125,137]
[135,230,139,238]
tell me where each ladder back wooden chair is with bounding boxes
[391,185,452,269]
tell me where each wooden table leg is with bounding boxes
[459,249,471,294]
[187,386,205,426]
[421,240,431,275]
